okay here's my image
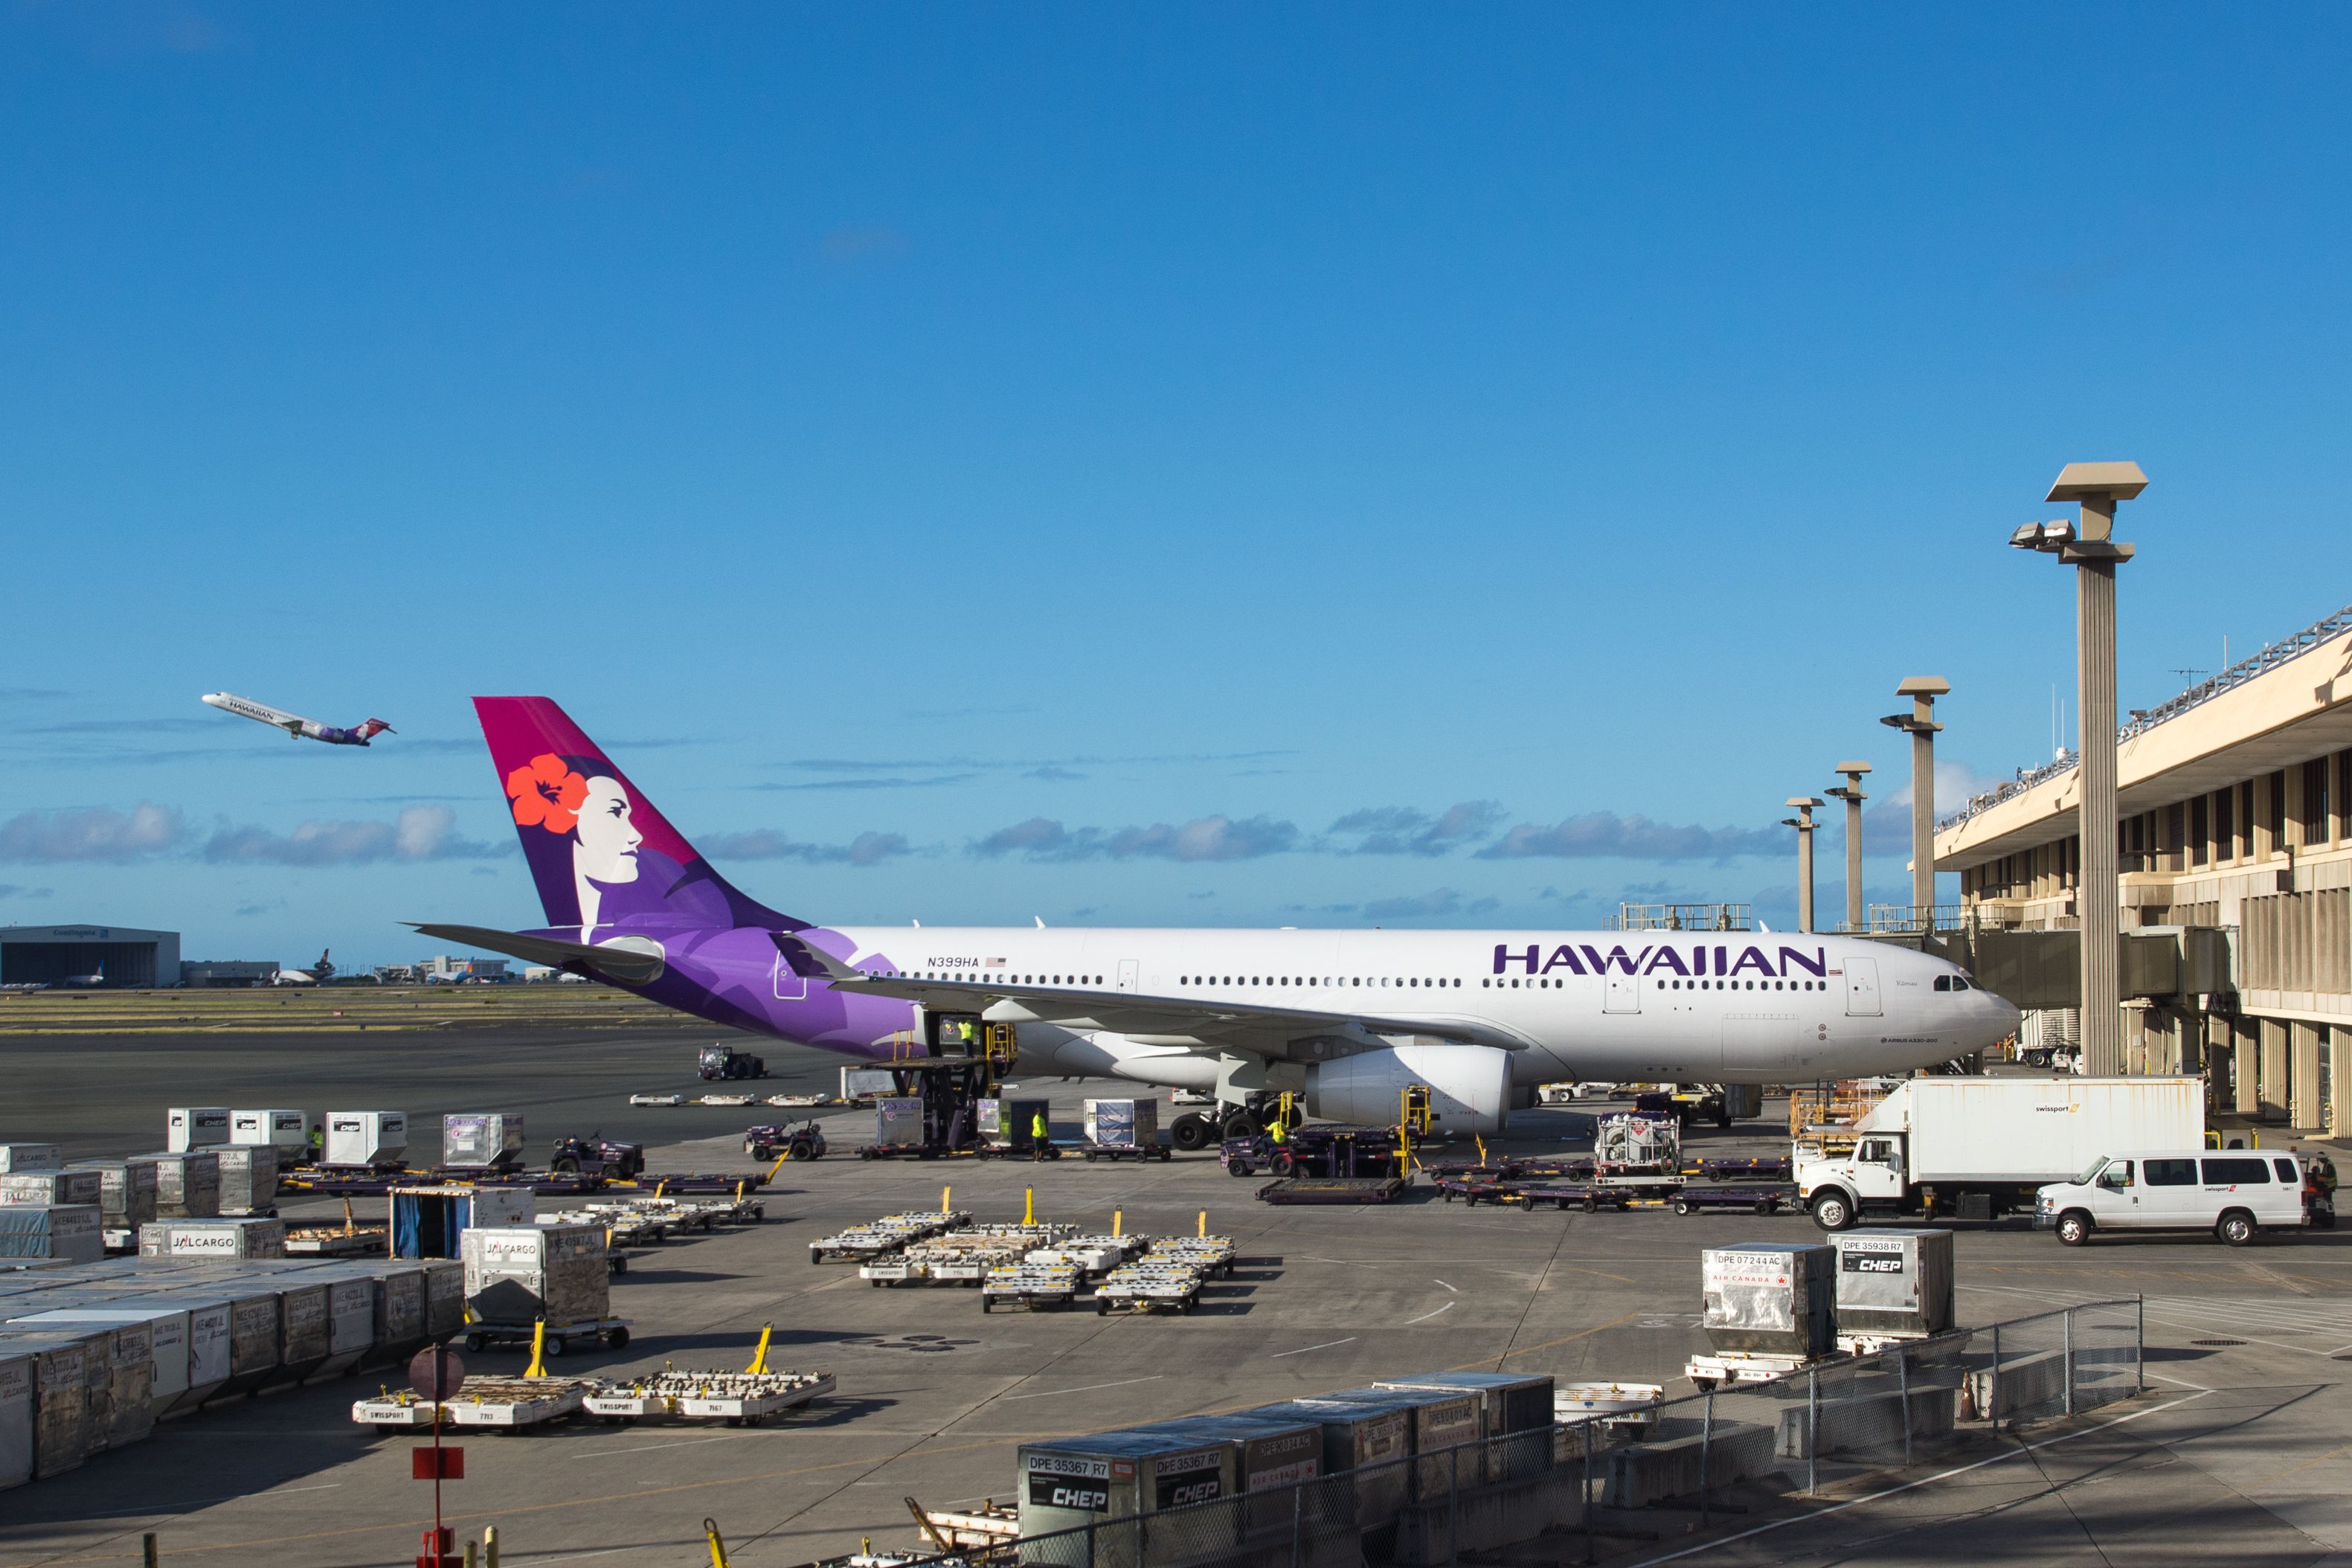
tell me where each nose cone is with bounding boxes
[1976,989,2023,1049]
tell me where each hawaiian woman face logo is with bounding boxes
[506,753,643,936]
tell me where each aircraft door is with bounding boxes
[1844,957,1880,1017]
[773,952,807,1001]
[1117,960,1139,992]
[1604,971,1640,1014]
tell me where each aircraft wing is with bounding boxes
[404,923,667,986]
[772,934,1528,1061]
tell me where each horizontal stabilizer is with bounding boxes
[771,932,864,983]
[403,922,666,986]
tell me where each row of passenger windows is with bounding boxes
[895,968,1830,995]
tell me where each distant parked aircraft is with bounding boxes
[274,950,335,986]
[202,692,393,747]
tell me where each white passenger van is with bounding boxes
[2038,1151,2310,1247]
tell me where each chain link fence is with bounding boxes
[829,1297,2143,1568]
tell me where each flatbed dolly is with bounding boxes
[979,1265,1080,1312]
[1254,1176,1410,1205]
[1079,1142,1171,1163]
[1093,1272,1203,1314]
[460,1317,632,1355]
[1671,1183,1796,1215]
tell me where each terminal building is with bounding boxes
[0,924,181,989]
[1937,603,2352,1137]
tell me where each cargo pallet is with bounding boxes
[1078,1143,1171,1163]
[460,1317,632,1355]
[1684,1349,1825,1391]
[442,1378,589,1429]
[979,1269,1080,1312]
[1253,1176,1410,1205]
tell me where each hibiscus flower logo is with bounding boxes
[506,753,588,835]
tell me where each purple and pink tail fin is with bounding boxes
[354,719,393,742]
[473,696,803,935]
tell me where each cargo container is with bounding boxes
[69,1159,158,1230]
[1244,1398,1413,1526]
[391,1185,537,1259]
[0,1170,103,1209]
[323,1111,406,1169]
[873,1098,928,1148]
[0,1206,103,1265]
[1018,1428,1237,1567]
[1083,1099,1158,1149]
[0,1349,30,1489]
[1372,1371,1555,1482]
[1797,1077,2205,1230]
[136,1295,233,1412]
[978,1098,1050,1152]
[7,1334,87,1477]
[1829,1229,1955,1337]
[10,1305,190,1418]
[441,1114,527,1172]
[217,1291,281,1398]
[460,1225,608,1327]
[230,1109,316,1157]
[306,1272,378,1378]
[840,1067,896,1101]
[0,1146,59,1175]
[213,1146,278,1216]
[166,1108,232,1154]
[338,1262,427,1364]
[1313,1387,1481,1498]
[272,1281,331,1385]
[148,1152,222,1219]
[1703,1242,1835,1356]
[9,1320,154,1451]
[1124,1415,1322,1538]
[138,1219,287,1261]
[421,1259,465,1339]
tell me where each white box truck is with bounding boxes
[1796,1076,2204,1232]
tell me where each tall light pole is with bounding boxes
[1880,678,1949,931]
[1825,762,1871,933]
[2013,460,2145,1078]
[1781,797,1823,933]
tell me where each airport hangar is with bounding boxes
[0,924,180,989]
[1935,602,2352,1137]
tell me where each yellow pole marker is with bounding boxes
[704,1517,732,1568]
[1024,1186,1035,1225]
[733,1180,745,1203]
[1112,1208,1122,1237]
[486,1526,498,1568]
[745,1323,773,1375]
[1476,1135,1488,1166]
[942,1185,951,1215]
[655,1179,668,1199]
[1198,1209,1206,1238]
[466,1540,479,1568]
[525,1319,547,1379]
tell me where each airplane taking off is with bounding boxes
[415,698,2020,1143]
[202,692,393,747]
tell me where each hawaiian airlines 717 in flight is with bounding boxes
[415,698,2020,1143]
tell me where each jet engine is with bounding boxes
[1305,1043,1513,1134]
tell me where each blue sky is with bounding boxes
[4,5,2348,965]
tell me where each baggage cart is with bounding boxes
[438,1375,588,1429]
[351,1390,441,1427]
[584,1370,833,1425]
[1684,1349,1822,1390]
[1093,1265,1201,1315]
[979,1263,1079,1312]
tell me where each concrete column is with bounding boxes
[2181,1009,2206,1075]
[2260,1018,2290,1122]
[2075,547,2124,1079]
[2327,1026,2346,1138]
[1830,763,1871,934]
[2292,1021,2323,1131]
[1784,798,1822,934]
[2234,1020,2259,1116]
[1882,681,1947,930]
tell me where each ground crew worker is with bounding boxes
[1030,1108,1050,1159]
[306,1125,324,1163]
[955,1018,977,1052]
[1268,1116,1288,1146]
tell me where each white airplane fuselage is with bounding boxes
[826,925,2018,1102]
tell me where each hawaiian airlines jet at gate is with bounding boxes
[415,698,2020,1137]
